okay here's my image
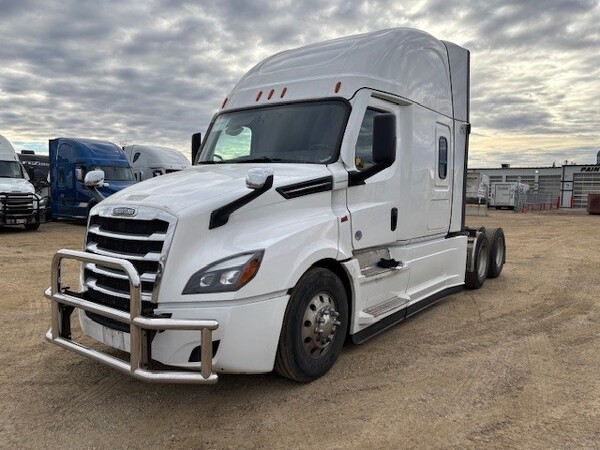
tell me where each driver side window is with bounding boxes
[355,108,384,171]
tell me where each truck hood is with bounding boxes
[100,164,333,216]
[0,178,35,194]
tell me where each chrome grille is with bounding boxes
[83,209,176,320]
[0,193,37,219]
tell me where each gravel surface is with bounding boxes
[1,210,599,449]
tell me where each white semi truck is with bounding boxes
[44,29,505,383]
[123,145,190,182]
[0,134,46,230]
[490,181,529,209]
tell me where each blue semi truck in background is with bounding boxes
[49,138,135,219]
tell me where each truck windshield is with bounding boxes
[198,100,349,164]
[95,166,135,181]
[0,161,24,179]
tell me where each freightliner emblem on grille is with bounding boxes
[112,207,137,217]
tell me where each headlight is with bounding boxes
[182,250,264,294]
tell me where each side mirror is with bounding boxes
[191,132,202,165]
[246,168,274,189]
[84,170,105,187]
[372,113,396,165]
[75,167,84,182]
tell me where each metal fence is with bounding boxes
[516,190,560,212]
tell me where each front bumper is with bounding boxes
[0,192,47,225]
[44,249,219,384]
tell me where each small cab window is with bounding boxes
[133,152,141,163]
[438,137,448,179]
[355,108,385,171]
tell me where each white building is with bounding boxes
[468,166,562,205]
[560,164,600,208]
[470,153,600,209]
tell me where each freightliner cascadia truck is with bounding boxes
[49,138,136,220]
[0,134,46,230]
[44,28,505,383]
[123,145,190,182]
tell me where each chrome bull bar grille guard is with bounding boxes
[44,249,219,384]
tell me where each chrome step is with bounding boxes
[359,295,410,325]
[359,262,407,284]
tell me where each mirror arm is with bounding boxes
[87,186,106,202]
[348,160,393,187]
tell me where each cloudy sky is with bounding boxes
[1,0,599,167]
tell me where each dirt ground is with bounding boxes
[1,210,599,449]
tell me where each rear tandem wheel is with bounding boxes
[465,232,489,290]
[485,227,506,278]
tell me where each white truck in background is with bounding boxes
[123,145,190,182]
[44,28,506,384]
[0,134,46,230]
[490,181,529,209]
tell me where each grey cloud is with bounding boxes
[469,145,599,168]
[0,0,599,166]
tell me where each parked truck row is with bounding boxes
[44,28,506,384]
[0,135,46,230]
[0,135,190,224]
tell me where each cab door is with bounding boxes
[346,98,402,250]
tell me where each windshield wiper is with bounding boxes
[228,156,286,163]
[197,160,226,164]
[199,156,321,164]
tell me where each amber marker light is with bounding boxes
[280,87,287,98]
[238,255,262,287]
[335,81,342,93]
[256,91,263,101]
[221,97,228,108]
[268,89,274,100]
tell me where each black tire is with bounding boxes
[24,222,40,231]
[485,227,505,278]
[465,233,489,290]
[275,268,349,383]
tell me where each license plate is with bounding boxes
[6,219,26,225]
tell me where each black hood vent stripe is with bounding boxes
[209,175,274,229]
[276,176,333,199]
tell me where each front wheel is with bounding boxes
[275,268,348,382]
[24,222,40,231]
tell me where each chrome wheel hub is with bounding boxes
[496,236,504,267]
[478,243,489,279]
[301,292,341,359]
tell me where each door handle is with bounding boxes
[391,207,398,231]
